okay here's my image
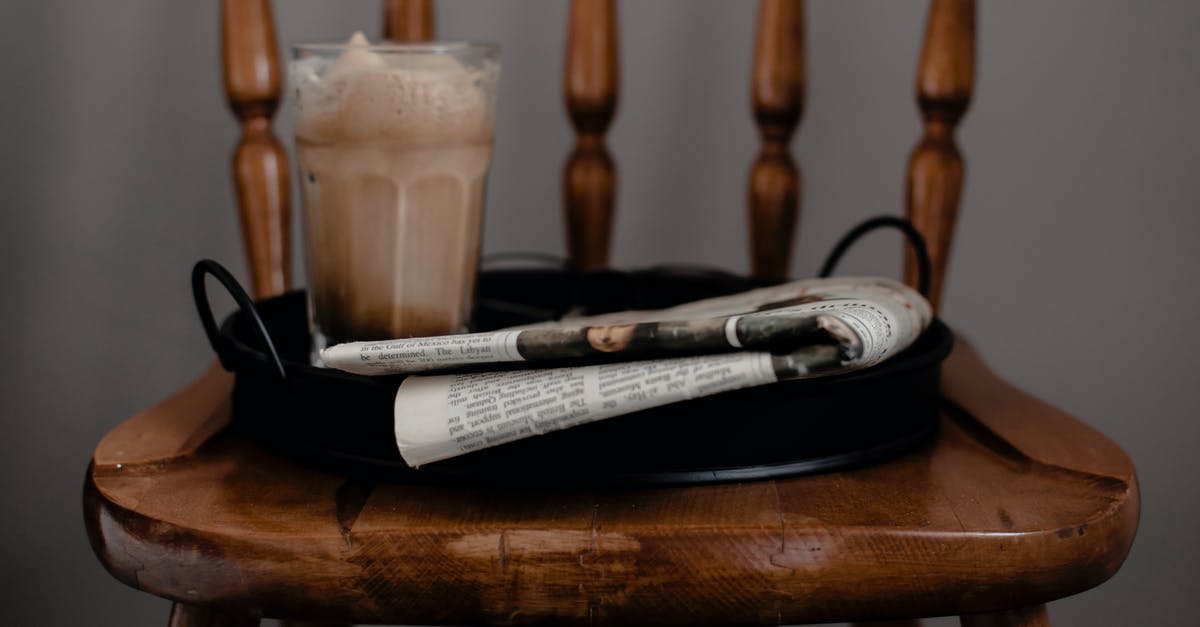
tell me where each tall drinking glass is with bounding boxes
[290,34,500,357]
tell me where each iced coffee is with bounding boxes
[291,33,500,352]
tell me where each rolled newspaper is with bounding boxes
[322,277,932,466]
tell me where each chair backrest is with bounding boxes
[221,0,973,310]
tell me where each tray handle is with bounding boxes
[819,215,932,298]
[191,259,287,381]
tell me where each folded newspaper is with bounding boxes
[322,276,932,467]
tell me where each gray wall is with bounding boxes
[2,1,1197,625]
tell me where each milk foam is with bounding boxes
[293,32,497,144]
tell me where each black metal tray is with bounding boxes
[193,217,952,486]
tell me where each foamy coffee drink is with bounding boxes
[291,33,499,351]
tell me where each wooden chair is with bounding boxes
[84,1,1139,625]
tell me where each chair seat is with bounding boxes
[84,336,1138,625]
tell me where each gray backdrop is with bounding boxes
[2,1,1197,625]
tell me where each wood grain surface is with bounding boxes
[85,337,1137,625]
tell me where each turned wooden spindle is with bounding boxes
[167,603,257,627]
[960,605,1050,627]
[384,0,434,41]
[905,0,974,310]
[221,0,290,299]
[748,0,805,281]
[563,0,619,269]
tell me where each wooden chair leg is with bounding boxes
[960,605,1050,627]
[168,603,259,627]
